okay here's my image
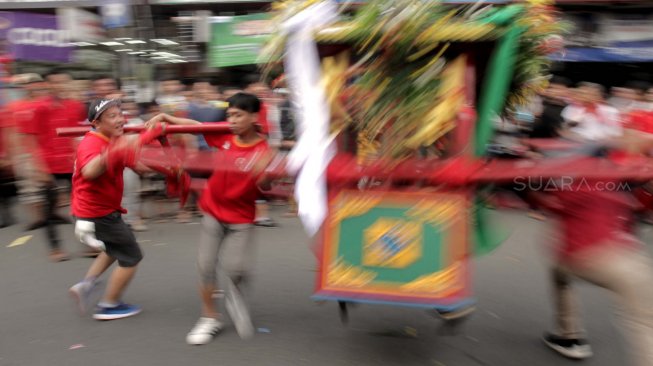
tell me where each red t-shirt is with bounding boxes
[200,133,269,224]
[71,132,126,219]
[0,106,12,158]
[553,190,638,260]
[2,99,36,157]
[19,97,85,174]
[7,99,37,130]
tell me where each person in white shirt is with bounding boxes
[120,101,148,232]
[641,87,653,112]
[562,82,621,142]
[609,82,650,114]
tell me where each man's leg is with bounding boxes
[197,215,226,318]
[91,214,143,320]
[15,155,45,230]
[0,192,13,227]
[51,175,72,223]
[542,265,592,359]
[69,252,116,314]
[102,265,138,304]
[223,223,256,339]
[187,215,226,345]
[552,266,584,339]
[85,252,116,280]
[43,183,68,261]
[254,200,276,227]
[225,223,255,288]
[122,169,147,231]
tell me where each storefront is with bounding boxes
[552,2,653,86]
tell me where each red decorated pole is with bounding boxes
[56,123,231,137]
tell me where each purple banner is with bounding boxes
[0,11,72,62]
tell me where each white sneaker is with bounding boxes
[186,317,223,345]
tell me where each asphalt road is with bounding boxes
[0,204,646,366]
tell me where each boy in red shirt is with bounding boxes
[68,98,165,320]
[151,93,273,344]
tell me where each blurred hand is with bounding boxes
[621,129,653,155]
[113,135,139,151]
[144,113,168,129]
[106,92,124,100]
[281,140,296,150]
[0,158,12,170]
[34,169,54,184]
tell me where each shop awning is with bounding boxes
[552,41,653,62]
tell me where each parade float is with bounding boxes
[256,0,566,317]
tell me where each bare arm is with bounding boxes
[0,126,14,169]
[609,129,653,155]
[148,113,201,126]
[254,150,278,191]
[81,152,107,180]
[257,174,272,191]
[82,135,140,180]
[132,162,152,174]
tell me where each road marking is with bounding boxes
[7,235,33,248]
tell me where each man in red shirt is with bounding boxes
[18,69,87,261]
[68,98,165,320]
[1,74,44,227]
[151,93,273,344]
[5,74,47,228]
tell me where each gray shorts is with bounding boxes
[76,212,143,267]
[198,215,254,285]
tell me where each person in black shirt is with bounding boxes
[530,76,569,138]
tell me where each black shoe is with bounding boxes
[25,220,47,231]
[51,214,72,225]
[429,304,475,336]
[430,304,476,321]
[0,217,15,228]
[254,218,277,227]
[542,333,593,360]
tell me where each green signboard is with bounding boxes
[209,13,271,68]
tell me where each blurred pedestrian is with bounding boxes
[246,81,277,227]
[175,80,228,223]
[156,77,188,117]
[278,91,297,217]
[561,82,621,142]
[18,69,88,262]
[609,82,649,114]
[530,76,569,138]
[121,101,148,232]
[4,73,47,228]
[91,75,120,100]
[189,79,226,151]
[641,87,653,111]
